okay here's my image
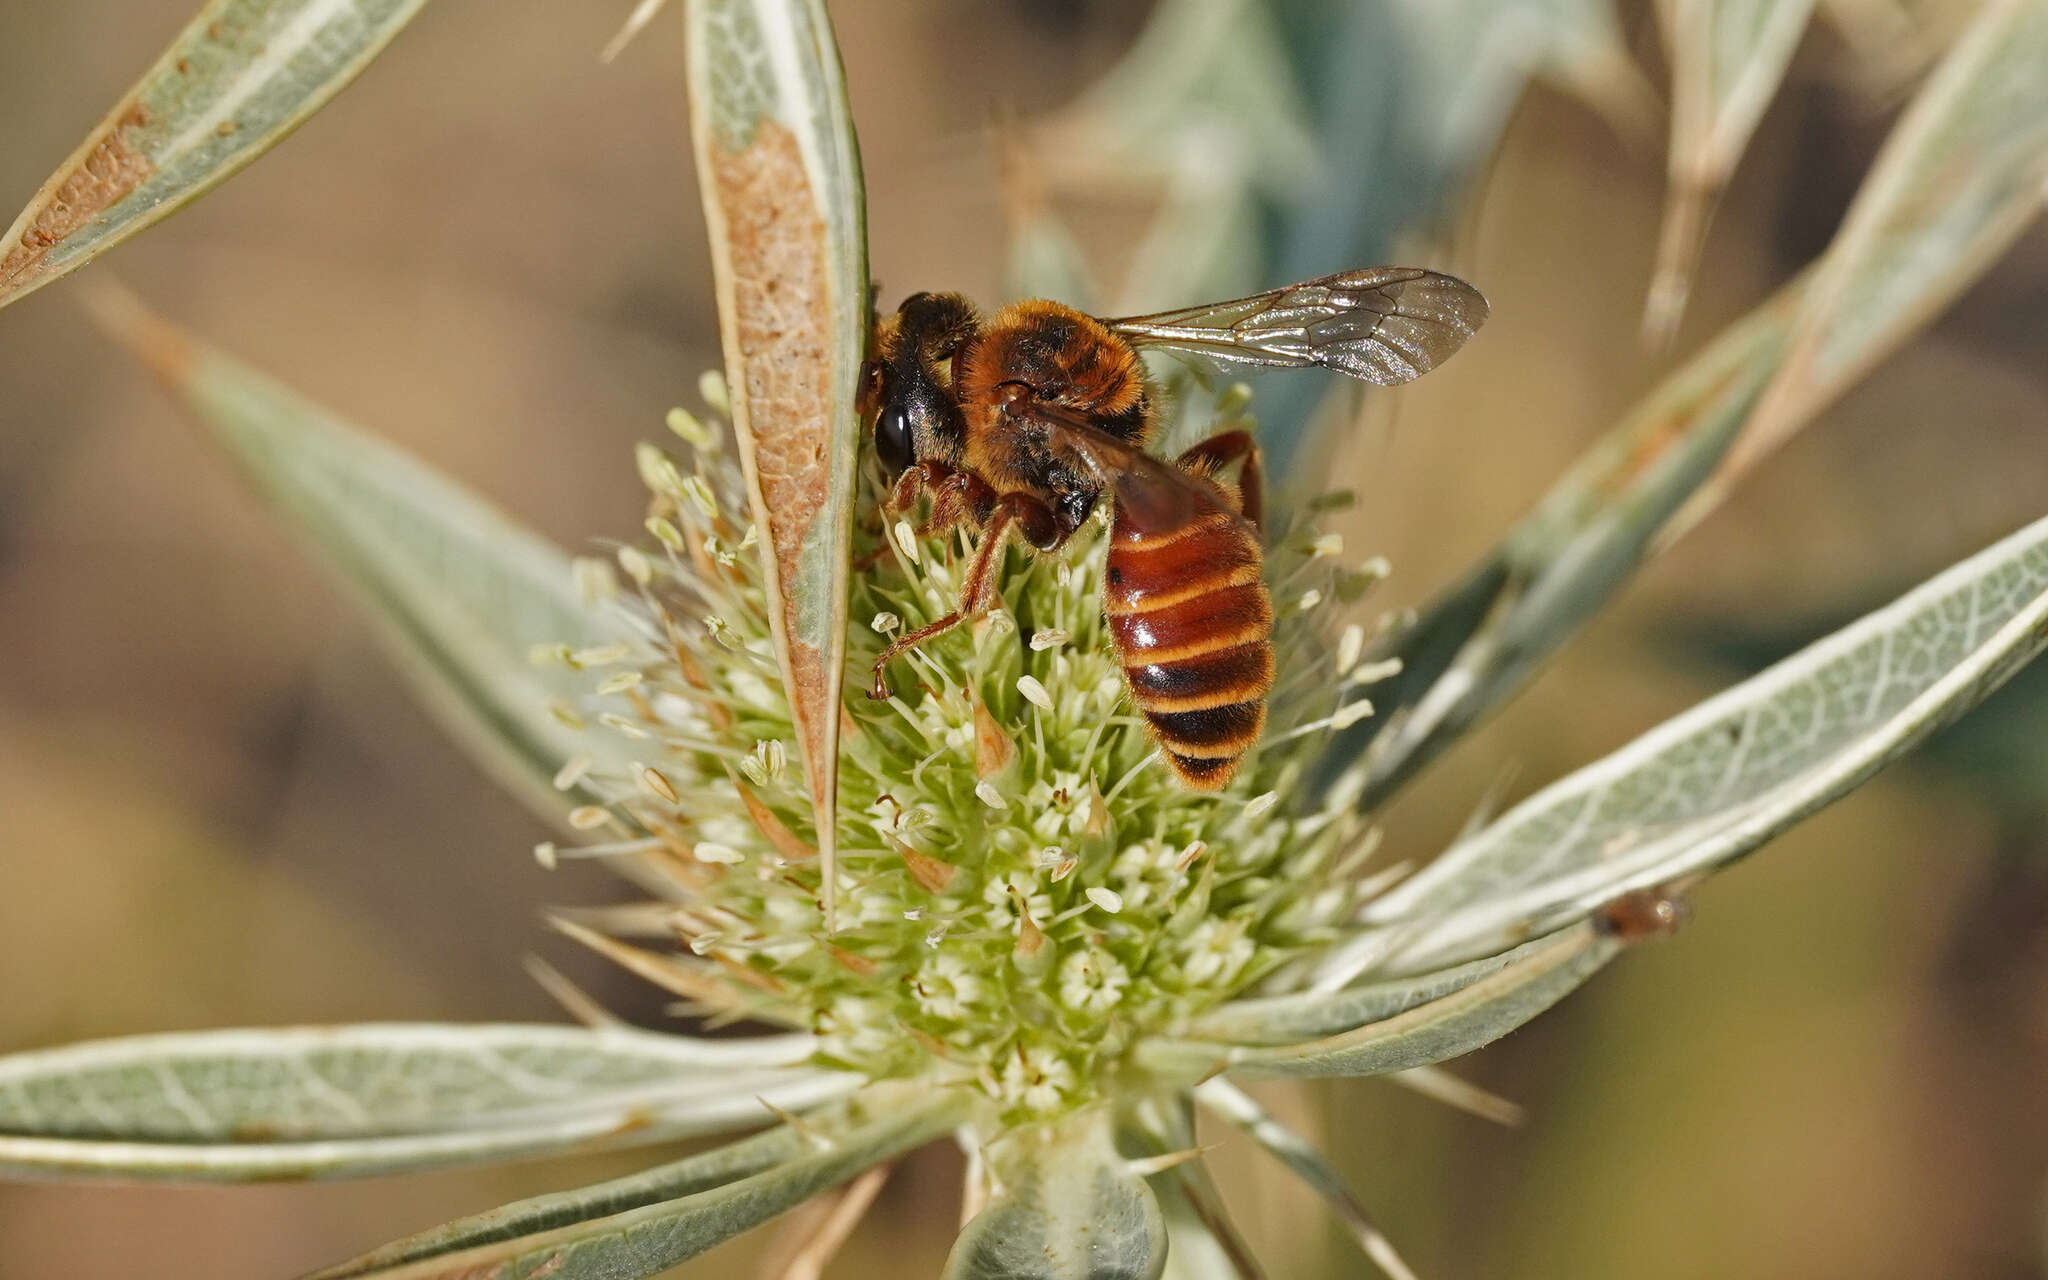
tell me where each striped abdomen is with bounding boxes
[1104,506,1274,789]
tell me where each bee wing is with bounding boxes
[1105,266,1488,386]
[1023,400,1239,537]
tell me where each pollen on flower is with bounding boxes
[543,387,1398,1122]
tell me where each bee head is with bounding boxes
[868,292,977,477]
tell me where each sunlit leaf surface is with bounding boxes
[0,0,431,311]
[0,1024,852,1181]
[1332,506,2048,981]
[85,289,632,829]
[687,0,867,920]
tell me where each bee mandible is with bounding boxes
[862,267,1488,790]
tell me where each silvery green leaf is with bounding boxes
[0,0,431,311]
[0,1024,852,1182]
[687,0,867,919]
[1707,0,2048,494]
[1155,927,1616,1078]
[313,1086,967,1280]
[304,1086,914,1279]
[1327,281,1805,809]
[85,290,631,829]
[1187,926,1595,1045]
[945,1109,1166,1280]
[1646,0,1819,339]
[1334,506,2048,982]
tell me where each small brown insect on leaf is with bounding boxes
[1596,888,1693,943]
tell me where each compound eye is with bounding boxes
[874,403,915,475]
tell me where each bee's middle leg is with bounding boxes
[869,491,1064,700]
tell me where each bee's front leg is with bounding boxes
[869,491,1064,700]
[885,461,943,516]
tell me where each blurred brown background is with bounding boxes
[2,2,2046,1277]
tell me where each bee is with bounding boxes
[863,267,1488,789]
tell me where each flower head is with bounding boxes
[547,382,1396,1128]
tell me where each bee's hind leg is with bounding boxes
[869,491,1064,700]
[1175,430,1263,531]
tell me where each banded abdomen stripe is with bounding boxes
[1104,508,1274,790]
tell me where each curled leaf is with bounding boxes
[1188,926,1596,1045]
[687,0,867,921]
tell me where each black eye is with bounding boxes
[875,403,915,475]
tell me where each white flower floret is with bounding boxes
[982,871,1053,931]
[1058,947,1130,1014]
[1179,918,1256,987]
[819,995,898,1062]
[914,953,988,1023]
[1000,1044,1077,1114]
